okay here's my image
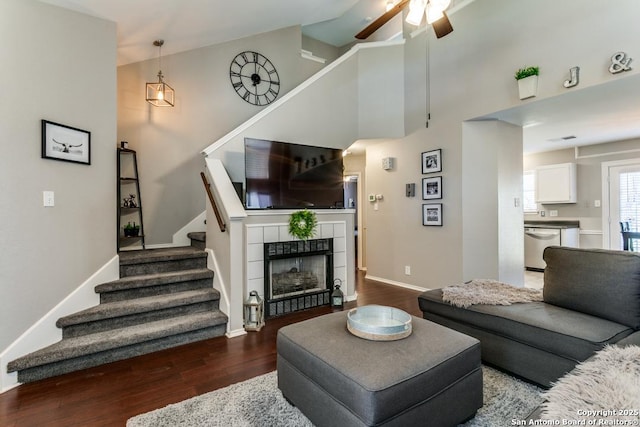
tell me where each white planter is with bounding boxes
[517,75,538,100]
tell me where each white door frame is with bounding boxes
[601,157,640,249]
[344,171,364,270]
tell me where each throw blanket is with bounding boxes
[540,345,640,423]
[442,279,543,308]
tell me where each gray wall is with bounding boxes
[117,26,335,245]
[0,0,117,349]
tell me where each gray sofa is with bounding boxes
[418,246,640,387]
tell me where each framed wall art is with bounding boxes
[423,203,443,226]
[42,120,91,165]
[421,149,441,174]
[422,176,442,200]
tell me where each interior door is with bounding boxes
[604,160,640,250]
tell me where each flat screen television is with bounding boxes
[244,138,344,209]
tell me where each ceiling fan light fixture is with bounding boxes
[430,0,451,10]
[145,40,175,107]
[426,2,445,24]
[405,0,426,26]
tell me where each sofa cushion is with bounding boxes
[615,331,640,347]
[419,289,632,362]
[543,246,640,329]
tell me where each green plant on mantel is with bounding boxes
[514,66,539,80]
[289,209,317,240]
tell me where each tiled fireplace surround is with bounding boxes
[246,221,348,305]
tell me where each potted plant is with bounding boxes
[124,222,140,237]
[288,209,317,240]
[515,66,539,100]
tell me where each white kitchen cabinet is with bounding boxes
[535,163,577,204]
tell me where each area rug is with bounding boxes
[127,366,542,427]
[540,345,640,423]
[442,279,543,309]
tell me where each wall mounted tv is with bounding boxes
[244,138,344,209]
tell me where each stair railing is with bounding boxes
[200,172,227,232]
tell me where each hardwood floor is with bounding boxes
[0,272,422,427]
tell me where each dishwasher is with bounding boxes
[525,222,580,271]
[524,227,561,271]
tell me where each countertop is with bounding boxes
[524,220,580,229]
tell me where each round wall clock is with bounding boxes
[229,51,280,106]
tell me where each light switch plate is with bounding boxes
[406,183,415,197]
[43,191,55,207]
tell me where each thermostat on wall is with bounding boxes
[382,157,394,170]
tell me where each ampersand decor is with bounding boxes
[609,52,632,74]
[288,209,317,240]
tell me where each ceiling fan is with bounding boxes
[355,0,453,40]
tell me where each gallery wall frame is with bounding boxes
[42,120,91,165]
[421,149,442,174]
[422,203,443,226]
[422,176,442,200]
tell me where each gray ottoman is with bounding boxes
[277,311,482,427]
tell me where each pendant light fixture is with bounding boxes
[145,40,175,107]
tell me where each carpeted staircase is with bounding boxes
[7,244,227,383]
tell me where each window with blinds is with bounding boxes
[523,170,538,213]
[619,171,640,230]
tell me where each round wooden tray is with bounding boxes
[346,305,412,341]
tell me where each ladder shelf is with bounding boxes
[117,148,145,251]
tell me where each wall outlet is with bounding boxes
[404,265,411,275]
[540,211,546,217]
[549,210,558,217]
[594,199,601,208]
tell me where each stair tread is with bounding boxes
[187,232,206,242]
[8,311,228,372]
[57,289,220,327]
[118,246,207,265]
[96,268,213,293]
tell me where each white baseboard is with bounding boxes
[364,275,430,292]
[205,248,233,337]
[0,255,120,393]
[226,329,247,338]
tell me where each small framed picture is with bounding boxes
[421,149,442,174]
[42,120,91,165]
[422,176,442,200]
[423,204,443,226]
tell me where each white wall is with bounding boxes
[0,0,117,350]
[117,26,334,245]
[462,121,523,285]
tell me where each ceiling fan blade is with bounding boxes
[432,11,453,38]
[355,0,410,40]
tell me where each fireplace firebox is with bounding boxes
[264,238,333,317]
